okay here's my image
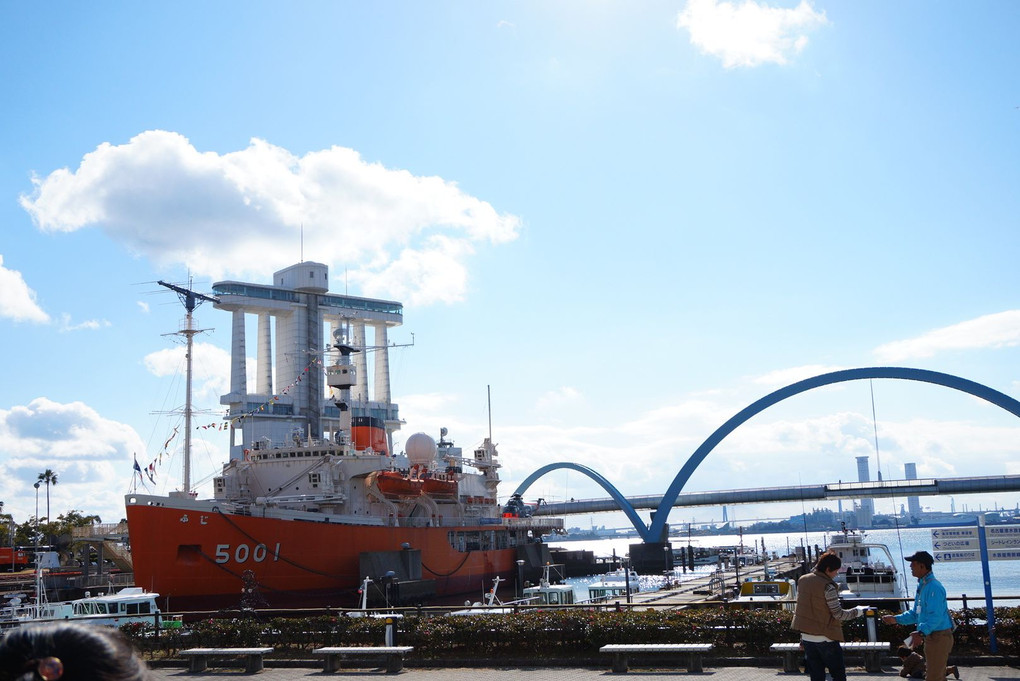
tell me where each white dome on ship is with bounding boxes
[405,432,437,466]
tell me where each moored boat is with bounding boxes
[522,563,575,606]
[1,574,161,630]
[125,267,564,611]
[825,525,908,611]
[732,577,797,611]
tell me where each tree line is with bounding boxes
[0,468,104,548]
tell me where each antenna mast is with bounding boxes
[158,280,219,495]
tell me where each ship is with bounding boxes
[124,267,564,611]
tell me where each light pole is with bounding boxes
[33,482,40,551]
[516,559,525,598]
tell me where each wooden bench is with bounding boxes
[180,647,274,674]
[771,642,890,674]
[599,643,713,673]
[312,646,414,673]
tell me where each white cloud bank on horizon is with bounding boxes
[873,310,1020,362]
[677,0,828,69]
[0,255,49,323]
[0,397,144,521]
[18,131,522,305]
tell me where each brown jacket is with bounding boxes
[791,569,851,641]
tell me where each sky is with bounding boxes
[1,1,1019,533]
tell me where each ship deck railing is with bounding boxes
[394,516,565,530]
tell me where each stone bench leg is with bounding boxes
[862,651,881,673]
[611,653,629,673]
[781,651,799,673]
[687,653,704,673]
[323,654,341,673]
[188,657,208,673]
[245,654,265,674]
[385,654,403,673]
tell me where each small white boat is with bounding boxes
[586,567,640,602]
[522,564,575,606]
[1,585,162,630]
[448,576,518,615]
[347,576,404,619]
[825,526,908,611]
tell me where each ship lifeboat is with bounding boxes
[375,470,423,497]
[422,473,458,498]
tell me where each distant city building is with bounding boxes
[904,462,922,519]
[856,456,874,528]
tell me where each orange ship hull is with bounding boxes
[125,501,522,611]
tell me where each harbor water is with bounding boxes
[552,526,1020,607]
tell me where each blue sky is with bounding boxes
[1,1,1019,530]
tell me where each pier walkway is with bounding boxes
[613,558,804,609]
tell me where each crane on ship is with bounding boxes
[157,280,219,496]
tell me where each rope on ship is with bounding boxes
[212,502,478,582]
[193,549,356,603]
[421,550,473,578]
[213,506,350,580]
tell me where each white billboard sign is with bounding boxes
[930,525,1020,552]
[938,549,1020,562]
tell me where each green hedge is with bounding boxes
[121,607,1019,660]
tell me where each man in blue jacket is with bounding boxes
[882,551,954,681]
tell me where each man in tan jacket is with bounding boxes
[791,551,868,681]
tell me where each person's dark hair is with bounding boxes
[814,550,842,573]
[897,646,913,658]
[0,622,151,681]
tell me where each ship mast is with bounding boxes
[327,318,359,444]
[158,280,218,495]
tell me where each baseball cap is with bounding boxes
[905,550,934,568]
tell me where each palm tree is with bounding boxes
[37,469,58,521]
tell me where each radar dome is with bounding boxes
[405,432,437,467]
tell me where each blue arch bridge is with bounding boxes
[511,367,1020,567]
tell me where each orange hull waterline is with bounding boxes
[125,497,531,610]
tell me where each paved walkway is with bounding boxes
[149,664,1018,680]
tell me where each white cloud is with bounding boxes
[874,310,1020,362]
[0,398,145,521]
[137,301,150,313]
[535,386,582,411]
[58,313,111,332]
[19,131,522,306]
[143,340,232,403]
[0,255,49,323]
[677,0,828,69]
